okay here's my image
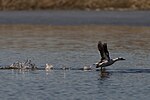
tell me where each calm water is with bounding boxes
[0,10,150,26]
[0,25,150,100]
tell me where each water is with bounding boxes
[0,25,150,100]
[0,10,150,26]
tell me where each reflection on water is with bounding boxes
[99,69,110,79]
[0,25,150,51]
[0,25,150,100]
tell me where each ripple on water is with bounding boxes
[0,25,150,100]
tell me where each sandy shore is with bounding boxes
[0,0,150,10]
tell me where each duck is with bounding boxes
[94,41,125,70]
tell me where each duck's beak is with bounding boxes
[120,58,125,60]
[118,57,125,60]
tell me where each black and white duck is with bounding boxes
[95,41,125,70]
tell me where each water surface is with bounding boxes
[0,25,150,100]
[0,10,150,26]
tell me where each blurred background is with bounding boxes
[0,0,150,10]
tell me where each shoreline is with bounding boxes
[0,0,150,11]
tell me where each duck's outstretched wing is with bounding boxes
[98,41,106,61]
[103,43,110,60]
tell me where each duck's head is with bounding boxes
[118,57,125,60]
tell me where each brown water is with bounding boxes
[0,25,150,100]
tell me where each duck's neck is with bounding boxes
[113,58,120,62]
